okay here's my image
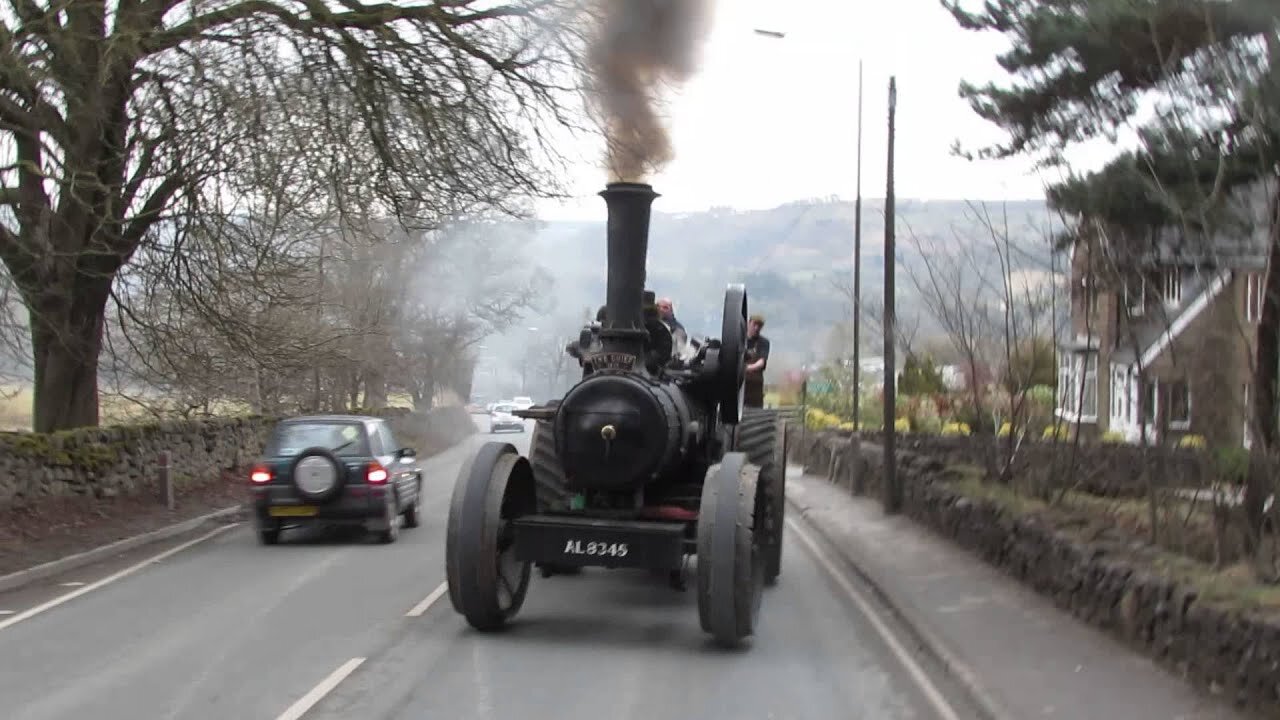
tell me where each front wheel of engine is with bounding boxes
[696,452,765,648]
[445,442,537,632]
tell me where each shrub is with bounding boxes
[1177,434,1207,449]
[805,407,850,431]
[1101,430,1127,443]
[1213,446,1249,485]
[908,395,942,433]
[916,416,943,434]
[1042,423,1073,441]
[894,417,910,433]
[941,421,971,436]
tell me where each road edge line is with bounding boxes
[0,504,246,595]
[786,496,1016,720]
[786,516,963,720]
[276,657,367,720]
[0,522,238,632]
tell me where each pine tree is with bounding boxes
[944,0,1278,546]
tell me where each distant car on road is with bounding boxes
[248,415,423,545]
[489,403,524,433]
[511,396,535,410]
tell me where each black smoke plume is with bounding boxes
[585,0,718,182]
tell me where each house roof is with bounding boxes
[1136,180,1272,270]
[1110,268,1232,369]
[1101,180,1270,368]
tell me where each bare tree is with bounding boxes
[830,274,920,360]
[898,204,1061,480]
[0,0,592,431]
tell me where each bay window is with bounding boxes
[1057,351,1098,420]
[1164,267,1182,305]
[1246,272,1262,323]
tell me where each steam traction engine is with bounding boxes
[444,182,788,648]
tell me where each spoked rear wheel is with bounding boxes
[736,408,788,585]
[446,442,537,631]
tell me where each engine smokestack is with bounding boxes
[599,182,658,355]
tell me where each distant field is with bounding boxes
[0,386,251,431]
[0,386,426,432]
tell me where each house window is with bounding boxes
[1110,367,1126,420]
[1167,380,1191,428]
[1246,272,1263,323]
[1163,267,1182,305]
[1244,382,1253,449]
[1125,277,1146,317]
[1125,374,1133,422]
[1057,352,1098,420]
[1082,356,1098,418]
[1142,378,1157,424]
[1057,353,1072,411]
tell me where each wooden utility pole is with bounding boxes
[852,59,864,431]
[883,76,901,515]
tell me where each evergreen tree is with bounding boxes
[899,352,947,396]
[944,0,1278,547]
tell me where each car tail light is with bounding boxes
[366,462,389,484]
[250,465,273,484]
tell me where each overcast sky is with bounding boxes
[535,0,1130,220]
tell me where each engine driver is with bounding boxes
[656,297,689,357]
[744,313,770,408]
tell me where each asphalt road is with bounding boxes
[0,413,971,720]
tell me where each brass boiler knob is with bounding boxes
[600,424,617,441]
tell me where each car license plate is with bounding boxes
[269,505,318,517]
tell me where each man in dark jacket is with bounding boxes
[744,313,770,407]
[656,297,689,355]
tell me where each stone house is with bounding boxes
[1056,183,1271,447]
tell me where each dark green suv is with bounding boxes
[249,415,423,545]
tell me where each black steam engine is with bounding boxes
[445,182,789,648]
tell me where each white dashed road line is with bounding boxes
[406,581,448,617]
[0,523,238,633]
[275,657,366,720]
[787,516,963,720]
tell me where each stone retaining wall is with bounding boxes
[0,406,477,509]
[811,430,1215,497]
[788,428,1280,718]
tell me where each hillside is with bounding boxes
[489,195,1064,383]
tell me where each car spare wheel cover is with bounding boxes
[295,453,339,496]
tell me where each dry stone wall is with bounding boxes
[0,406,477,509]
[788,428,1280,718]
[847,430,1214,497]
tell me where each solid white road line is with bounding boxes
[0,523,238,633]
[406,581,448,617]
[275,657,366,720]
[787,517,963,720]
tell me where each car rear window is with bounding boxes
[265,422,371,457]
